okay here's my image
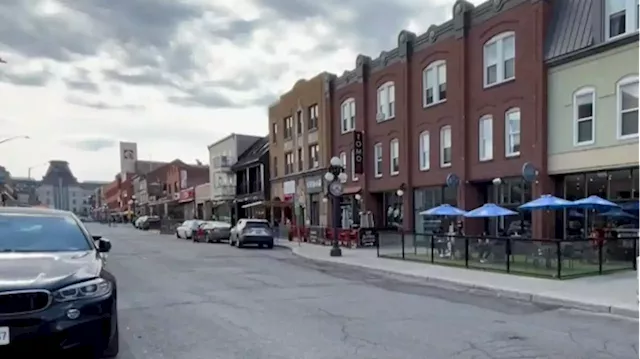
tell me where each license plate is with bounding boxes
[0,327,9,345]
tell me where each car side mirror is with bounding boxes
[97,238,112,253]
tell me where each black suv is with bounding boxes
[0,207,119,357]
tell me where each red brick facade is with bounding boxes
[327,0,551,235]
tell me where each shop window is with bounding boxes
[586,172,608,197]
[633,168,639,199]
[608,169,634,201]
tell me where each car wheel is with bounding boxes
[101,322,119,358]
[236,238,243,248]
[267,242,274,249]
[176,232,180,238]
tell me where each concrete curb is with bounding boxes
[276,243,639,319]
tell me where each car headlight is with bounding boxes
[53,278,113,302]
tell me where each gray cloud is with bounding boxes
[0,0,454,111]
[63,137,117,152]
[66,95,143,111]
[64,68,100,93]
[0,69,52,87]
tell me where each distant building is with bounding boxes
[34,160,108,215]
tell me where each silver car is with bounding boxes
[200,221,232,243]
[229,219,274,249]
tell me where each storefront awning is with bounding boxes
[343,186,362,195]
[241,201,264,209]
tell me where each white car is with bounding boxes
[134,216,148,228]
[175,220,204,239]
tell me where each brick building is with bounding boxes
[269,73,334,226]
[326,0,551,236]
[145,160,209,219]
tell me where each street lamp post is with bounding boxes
[492,177,502,235]
[0,135,30,146]
[324,156,348,257]
[396,184,405,257]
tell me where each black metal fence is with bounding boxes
[377,232,639,279]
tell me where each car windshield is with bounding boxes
[0,213,92,252]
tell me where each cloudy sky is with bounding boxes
[0,0,482,182]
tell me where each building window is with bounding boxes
[350,150,359,181]
[419,131,430,171]
[483,32,515,87]
[617,75,639,139]
[273,157,278,177]
[341,98,356,133]
[389,138,399,175]
[440,126,452,167]
[284,152,293,175]
[271,123,277,143]
[284,116,293,139]
[423,60,447,106]
[296,110,303,135]
[606,0,639,39]
[573,87,596,145]
[308,144,319,169]
[374,143,383,178]
[505,108,521,157]
[308,104,318,130]
[340,152,347,181]
[479,115,493,161]
[297,148,303,171]
[377,81,395,121]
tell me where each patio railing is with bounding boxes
[377,232,639,279]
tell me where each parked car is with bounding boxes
[200,221,232,243]
[134,216,148,229]
[176,220,204,239]
[229,219,274,249]
[0,206,118,357]
[139,216,160,230]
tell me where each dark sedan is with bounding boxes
[0,207,118,357]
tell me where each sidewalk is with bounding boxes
[276,239,639,319]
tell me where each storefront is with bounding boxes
[178,187,195,219]
[555,167,639,238]
[484,177,533,236]
[305,176,323,226]
[413,186,457,234]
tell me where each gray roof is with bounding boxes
[545,0,594,61]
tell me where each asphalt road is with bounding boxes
[87,223,639,359]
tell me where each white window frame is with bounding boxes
[440,125,452,168]
[340,152,347,182]
[483,31,516,88]
[479,115,493,161]
[350,150,358,181]
[573,87,596,146]
[605,0,640,40]
[419,131,430,171]
[374,143,383,178]
[616,75,639,139]
[423,60,447,107]
[390,138,399,175]
[377,81,395,121]
[340,98,356,134]
[504,109,520,157]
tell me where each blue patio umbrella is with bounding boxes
[567,195,620,210]
[419,204,467,216]
[463,203,518,218]
[597,209,638,219]
[620,201,640,211]
[518,194,572,211]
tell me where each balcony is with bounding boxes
[212,155,234,169]
[213,184,235,198]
